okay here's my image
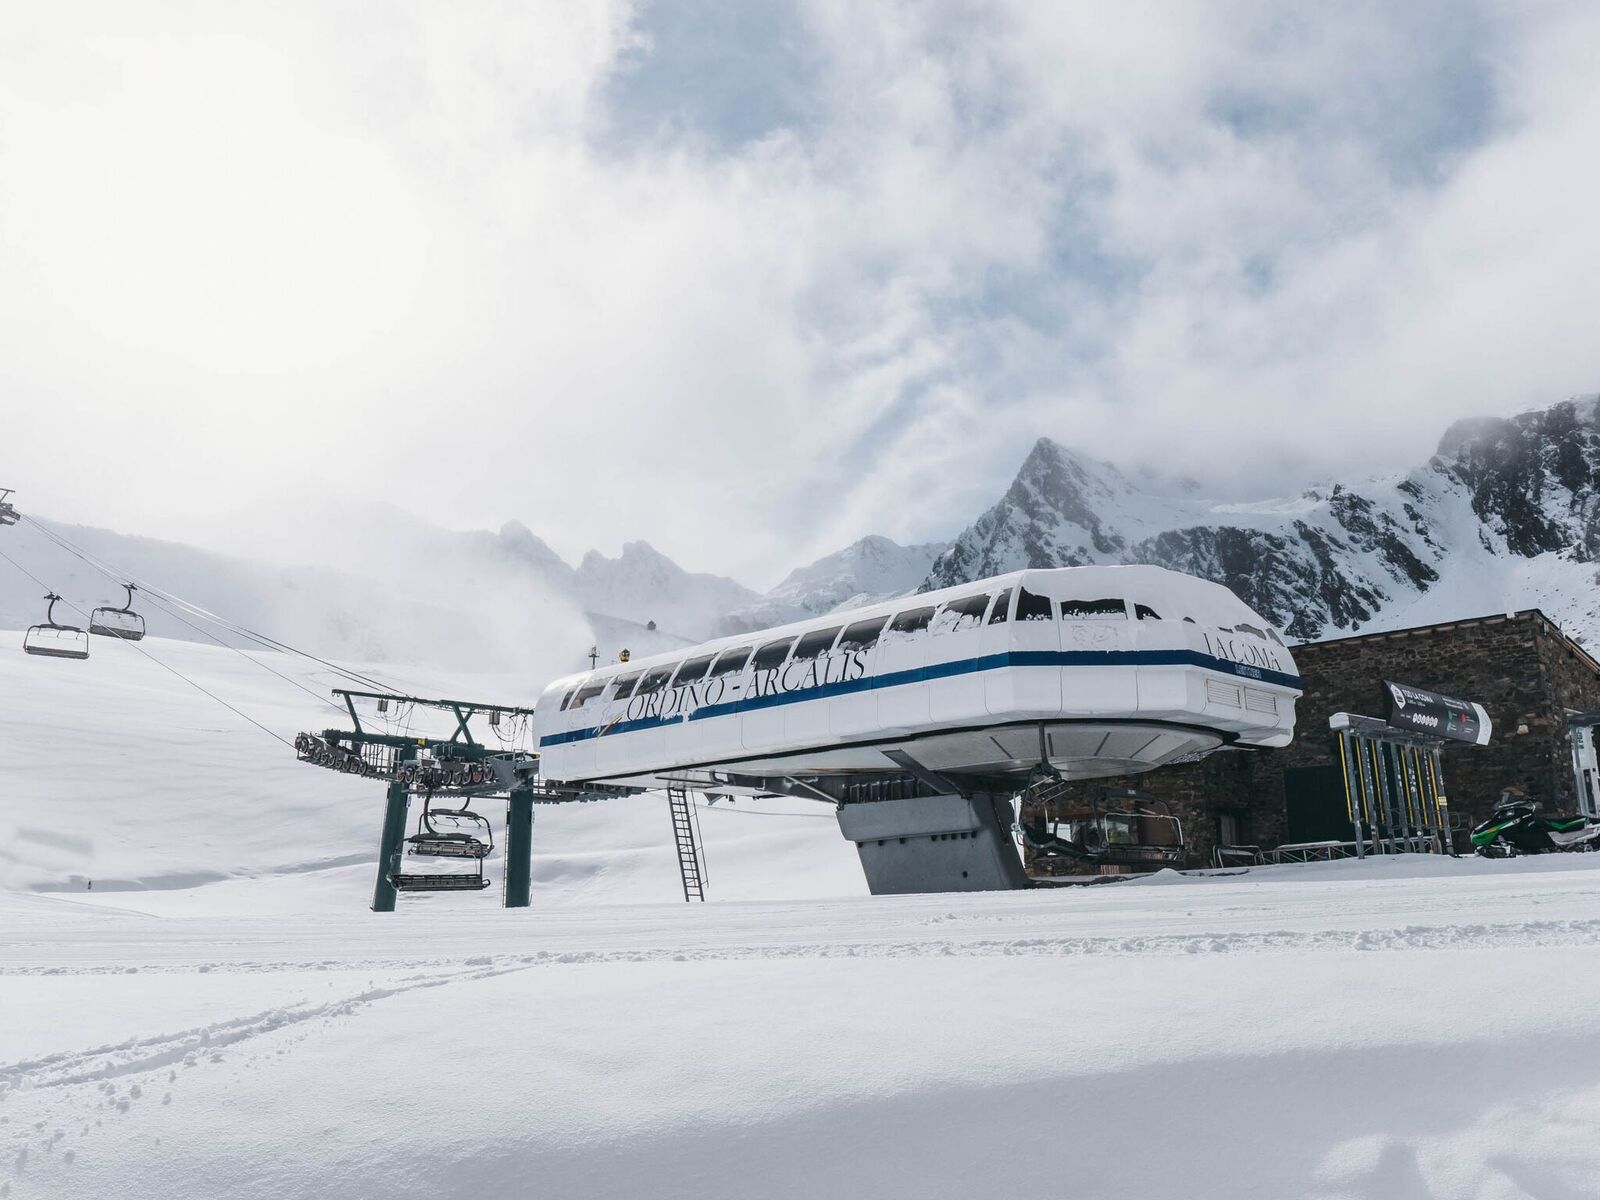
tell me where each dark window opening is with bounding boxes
[710,647,752,677]
[559,687,578,711]
[792,626,843,660]
[609,672,643,701]
[1266,628,1285,646]
[889,606,936,635]
[987,588,1012,624]
[1233,622,1266,639]
[1016,588,1054,622]
[934,593,990,633]
[635,667,675,696]
[837,617,889,653]
[1134,604,1161,621]
[1061,598,1127,621]
[569,678,608,710]
[752,637,796,670]
[672,655,714,685]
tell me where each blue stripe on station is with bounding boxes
[538,649,1302,748]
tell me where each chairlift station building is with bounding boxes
[1031,609,1600,873]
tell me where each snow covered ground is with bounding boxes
[6,632,1600,1198]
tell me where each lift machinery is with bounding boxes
[294,688,641,911]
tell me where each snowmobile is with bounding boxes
[1469,799,1600,857]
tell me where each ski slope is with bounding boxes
[6,629,1600,1198]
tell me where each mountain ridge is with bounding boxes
[923,393,1600,646]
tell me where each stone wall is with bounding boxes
[1025,611,1600,873]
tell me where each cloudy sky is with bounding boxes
[3,1,1598,587]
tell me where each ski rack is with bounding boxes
[292,688,642,912]
[1330,712,1461,858]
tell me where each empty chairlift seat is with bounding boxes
[89,583,146,641]
[24,593,89,660]
[394,795,494,890]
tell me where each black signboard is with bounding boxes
[1382,680,1492,746]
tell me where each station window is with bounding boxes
[836,617,889,653]
[792,626,843,661]
[1134,604,1161,621]
[609,672,643,701]
[1233,622,1266,639]
[673,655,714,685]
[987,588,1012,624]
[752,637,796,670]
[568,678,608,710]
[889,606,936,636]
[710,647,752,677]
[1016,588,1054,622]
[634,667,675,696]
[1266,628,1285,646]
[1061,598,1127,621]
[932,593,990,634]
[559,686,578,711]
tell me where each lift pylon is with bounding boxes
[294,688,639,911]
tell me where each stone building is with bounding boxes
[1025,609,1600,873]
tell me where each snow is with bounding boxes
[576,541,761,641]
[8,632,1600,1198]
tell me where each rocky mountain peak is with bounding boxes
[923,394,1600,647]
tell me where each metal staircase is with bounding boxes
[667,785,706,902]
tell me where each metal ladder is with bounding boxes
[667,785,706,902]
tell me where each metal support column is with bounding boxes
[372,778,410,913]
[504,787,535,909]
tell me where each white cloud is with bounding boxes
[2,1,1597,590]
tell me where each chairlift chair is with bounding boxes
[89,583,146,641]
[23,594,90,660]
[0,488,17,526]
[396,793,494,889]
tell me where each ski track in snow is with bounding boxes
[8,638,1600,1197]
[10,915,1600,978]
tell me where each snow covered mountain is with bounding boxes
[926,394,1600,645]
[716,535,948,635]
[575,541,760,641]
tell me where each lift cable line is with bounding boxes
[11,513,353,716]
[0,542,294,749]
[18,513,398,695]
[19,513,397,692]
[128,586,347,717]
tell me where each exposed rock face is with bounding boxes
[925,395,1600,645]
